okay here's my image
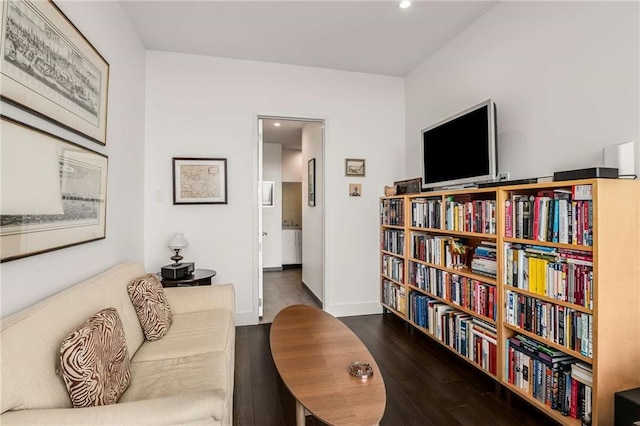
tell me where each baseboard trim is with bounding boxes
[301,281,323,308]
[263,266,283,272]
[282,264,302,270]
[325,302,384,318]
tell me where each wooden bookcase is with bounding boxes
[379,178,640,426]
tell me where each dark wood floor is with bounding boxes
[233,312,559,426]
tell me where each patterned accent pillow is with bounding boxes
[128,273,173,341]
[59,308,131,408]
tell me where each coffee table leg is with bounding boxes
[296,400,305,426]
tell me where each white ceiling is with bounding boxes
[262,118,308,149]
[120,1,497,77]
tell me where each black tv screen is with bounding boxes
[421,100,497,189]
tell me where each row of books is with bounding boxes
[408,262,497,321]
[380,198,405,226]
[409,291,497,375]
[381,229,404,256]
[382,279,406,314]
[505,334,592,423]
[506,290,593,357]
[382,255,404,283]
[506,189,593,246]
[410,198,442,229]
[410,233,467,268]
[444,198,497,234]
[505,244,593,309]
[470,241,497,278]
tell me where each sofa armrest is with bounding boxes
[163,284,234,315]
[0,391,225,425]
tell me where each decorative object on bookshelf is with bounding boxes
[394,177,421,195]
[553,167,618,182]
[345,158,365,177]
[384,185,397,196]
[447,237,469,269]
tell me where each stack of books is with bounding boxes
[471,241,497,278]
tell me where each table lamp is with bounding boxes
[168,233,188,264]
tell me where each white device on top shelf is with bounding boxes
[603,140,635,177]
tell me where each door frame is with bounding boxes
[252,112,327,324]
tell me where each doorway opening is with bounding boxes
[257,116,324,323]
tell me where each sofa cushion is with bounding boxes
[59,308,131,408]
[120,352,228,402]
[128,274,173,341]
[131,309,233,363]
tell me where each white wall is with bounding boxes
[0,1,146,317]
[405,1,639,181]
[302,123,323,301]
[144,52,405,324]
[282,148,303,182]
[262,143,282,269]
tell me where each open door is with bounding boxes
[257,118,264,318]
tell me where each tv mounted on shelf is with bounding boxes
[421,99,497,190]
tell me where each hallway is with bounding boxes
[260,268,321,324]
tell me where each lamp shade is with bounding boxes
[168,233,188,250]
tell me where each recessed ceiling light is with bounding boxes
[274,122,281,127]
[399,0,411,9]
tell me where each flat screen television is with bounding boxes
[421,99,497,190]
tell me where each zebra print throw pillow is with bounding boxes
[59,308,131,408]
[128,273,173,341]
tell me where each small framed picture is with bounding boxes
[345,158,365,177]
[308,158,316,207]
[262,181,274,207]
[173,158,228,204]
[349,183,362,197]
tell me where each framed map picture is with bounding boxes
[173,158,228,205]
[0,115,108,262]
[1,0,110,145]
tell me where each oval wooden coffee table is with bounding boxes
[270,305,386,425]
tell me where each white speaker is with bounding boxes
[603,141,635,177]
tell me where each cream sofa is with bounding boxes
[0,262,235,425]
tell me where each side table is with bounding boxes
[161,269,216,287]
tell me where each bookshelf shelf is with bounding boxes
[381,250,404,259]
[380,179,640,425]
[407,284,496,325]
[408,319,498,379]
[381,302,405,319]
[502,323,592,363]
[408,258,497,285]
[502,381,582,426]
[381,224,405,230]
[381,275,403,286]
[504,286,592,314]
[409,227,498,239]
[503,237,593,252]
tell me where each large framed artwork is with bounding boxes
[0,0,110,145]
[0,115,108,262]
[173,158,228,205]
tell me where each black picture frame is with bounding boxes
[308,158,316,207]
[173,157,228,205]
